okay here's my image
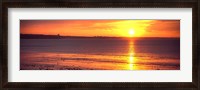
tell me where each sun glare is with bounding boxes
[129,29,135,37]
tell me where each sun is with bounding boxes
[129,29,135,37]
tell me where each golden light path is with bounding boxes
[128,39,137,70]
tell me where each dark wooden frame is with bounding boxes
[1,0,199,89]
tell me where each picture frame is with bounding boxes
[1,0,199,89]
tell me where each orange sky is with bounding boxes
[20,20,180,37]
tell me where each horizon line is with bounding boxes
[20,34,180,38]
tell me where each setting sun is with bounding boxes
[129,29,135,37]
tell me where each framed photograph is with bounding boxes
[1,0,199,89]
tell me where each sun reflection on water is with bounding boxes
[128,39,137,70]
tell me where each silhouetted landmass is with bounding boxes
[21,34,64,39]
[20,34,179,39]
[20,34,128,39]
[20,34,115,39]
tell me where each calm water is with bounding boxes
[20,38,180,70]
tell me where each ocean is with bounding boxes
[20,38,180,70]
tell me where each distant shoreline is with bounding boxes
[20,34,180,39]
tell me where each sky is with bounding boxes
[20,20,180,37]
